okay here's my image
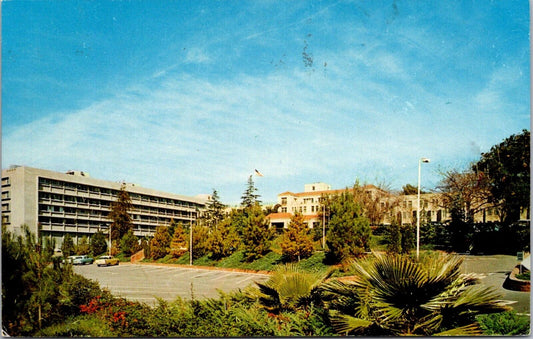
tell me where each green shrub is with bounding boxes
[516,271,530,280]
[36,315,113,337]
[477,311,530,335]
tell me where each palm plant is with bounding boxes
[249,264,334,314]
[320,253,511,336]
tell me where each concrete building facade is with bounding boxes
[1,166,207,245]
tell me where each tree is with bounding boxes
[108,183,134,241]
[250,264,333,314]
[475,129,530,224]
[76,236,90,255]
[241,204,274,261]
[241,175,261,208]
[402,184,418,195]
[385,219,401,254]
[438,168,491,224]
[120,230,139,256]
[402,183,429,195]
[169,223,188,258]
[140,237,151,259]
[320,253,510,336]
[61,234,75,257]
[351,181,392,225]
[280,213,314,262]
[324,190,372,263]
[2,225,106,336]
[150,226,171,260]
[206,218,240,260]
[399,223,415,254]
[190,224,210,260]
[90,231,108,256]
[204,189,226,229]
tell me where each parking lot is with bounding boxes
[74,255,530,314]
[460,254,530,314]
[73,263,270,306]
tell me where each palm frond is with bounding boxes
[329,311,373,335]
[434,323,483,336]
[452,285,511,313]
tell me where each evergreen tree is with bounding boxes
[150,226,171,260]
[140,237,151,259]
[167,219,178,239]
[90,230,107,256]
[61,234,75,257]
[108,183,133,241]
[204,189,226,228]
[325,190,371,263]
[206,218,241,260]
[280,213,314,262]
[476,129,530,223]
[169,223,188,258]
[385,219,402,254]
[241,175,261,208]
[190,225,210,260]
[76,236,90,255]
[241,204,274,261]
[399,224,415,254]
[120,230,139,256]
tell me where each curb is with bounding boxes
[503,265,530,292]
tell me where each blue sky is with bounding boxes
[2,1,530,204]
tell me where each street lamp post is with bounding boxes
[417,157,430,259]
[109,224,112,256]
[189,217,193,266]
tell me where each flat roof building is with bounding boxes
[1,166,207,245]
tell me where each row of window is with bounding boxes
[39,177,202,209]
[38,191,198,216]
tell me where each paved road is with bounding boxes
[74,263,269,306]
[460,254,530,314]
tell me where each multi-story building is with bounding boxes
[1,166,207,245]
[266,182,503,229]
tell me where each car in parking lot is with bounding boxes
[73,255,94,265]
[95,255,120,267]
[63,255,94,265]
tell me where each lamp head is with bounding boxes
[421,157,430,163]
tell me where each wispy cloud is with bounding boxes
[2,1,529,203]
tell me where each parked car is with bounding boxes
[63,255,76,264]
[73,255,94,265]
[62,255,94,265]
[95,255,119,267]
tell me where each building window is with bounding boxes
[281,207,287,213]
[1,191,10,200]
[2,203,9,212]
[1,177,10,186]
[281,197,287,205]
